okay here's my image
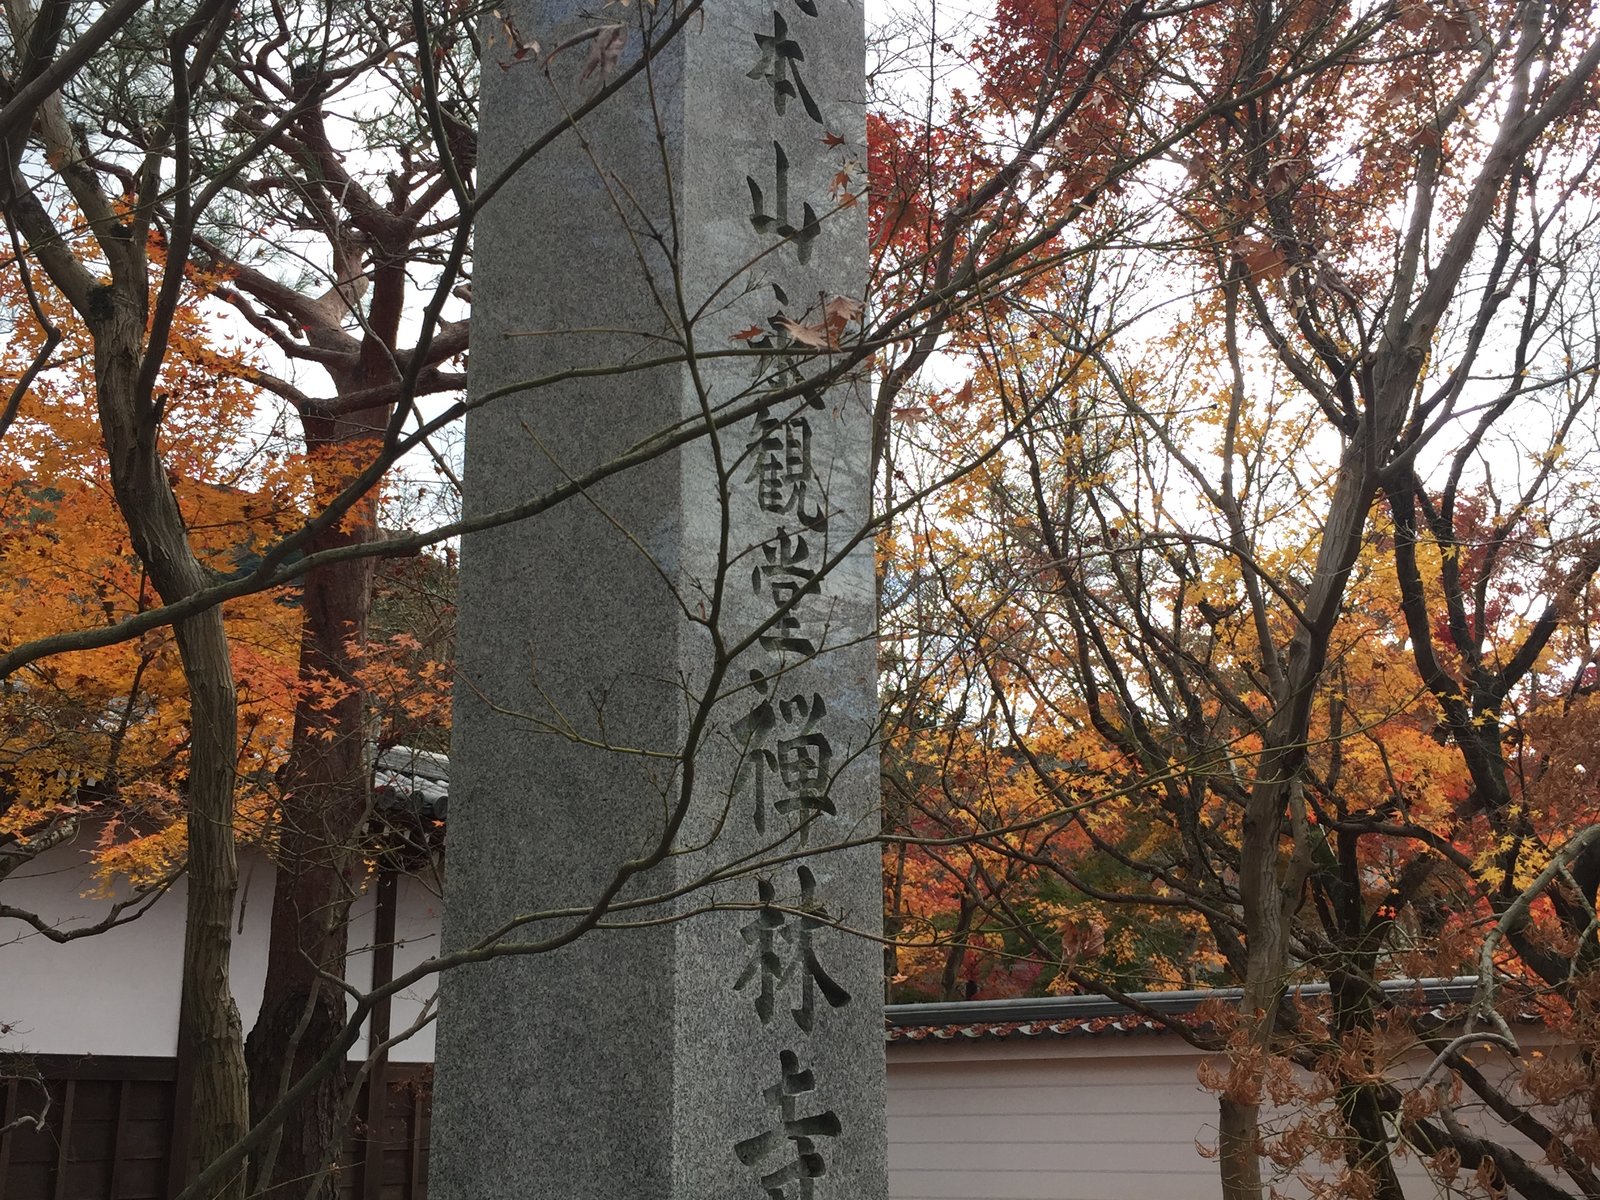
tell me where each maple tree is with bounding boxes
[0,0,470,1191]
[0,229,454,1189]
[885,305,1600,1196]
[0,0,1177,1182]
[1,0,1595,1198]
[0,262,301,899]
[1,0,274,1173]
[873,0,1600,1195]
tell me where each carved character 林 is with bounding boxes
[734,868,851,1029]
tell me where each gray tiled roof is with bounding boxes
[373,745,450,821]
[885,977,1485,1042]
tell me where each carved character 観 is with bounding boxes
[747,408,828,532]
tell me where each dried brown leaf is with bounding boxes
[578,25,628,85]
[1397,1,1430,32]
[1433,10,1471,46]
[493,9,541,66]
[1384,75,1416,105]
[1059,917,1106,959]
[823,294,863,327]
[775,315,835,349]
[1233,234,1289,280]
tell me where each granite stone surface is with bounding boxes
[429,0,883,1195]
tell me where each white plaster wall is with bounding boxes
[0,839,442,1061]
[344,864,445,1063]
[2,836,210,1057]
[885,1033,1563,1200]
[888,1038,1225,1200]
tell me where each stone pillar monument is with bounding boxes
[429,0,883,1194]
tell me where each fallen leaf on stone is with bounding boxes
[731,325,768,342]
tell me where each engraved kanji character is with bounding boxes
[748,13,822,123]
[747,142,822,264]
[787,864,850,1028]
[734,1050,841,1200]
[734,868,852,1029]
[751,528,819,656]
[734,678,837,837]
[734,693,779,832]
[735,877,787,1022]
[774,693,832,820]
[746,409,828,532]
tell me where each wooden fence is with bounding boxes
[0,1057,431,1200]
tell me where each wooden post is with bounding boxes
[0,1076,17,1186]
[360,868,399,1200]
[165,992,197,1198]
[50,1079,75,1200]
[108,1079,131,1199]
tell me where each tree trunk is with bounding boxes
[90,284,250,1199]
[1218,1097,1263,1200]
[174,608,250,1200]
[1222,409,1396,1197]
[1331,972,1406,1200]
[246,402,386,1200]
[938,898,978,1001]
